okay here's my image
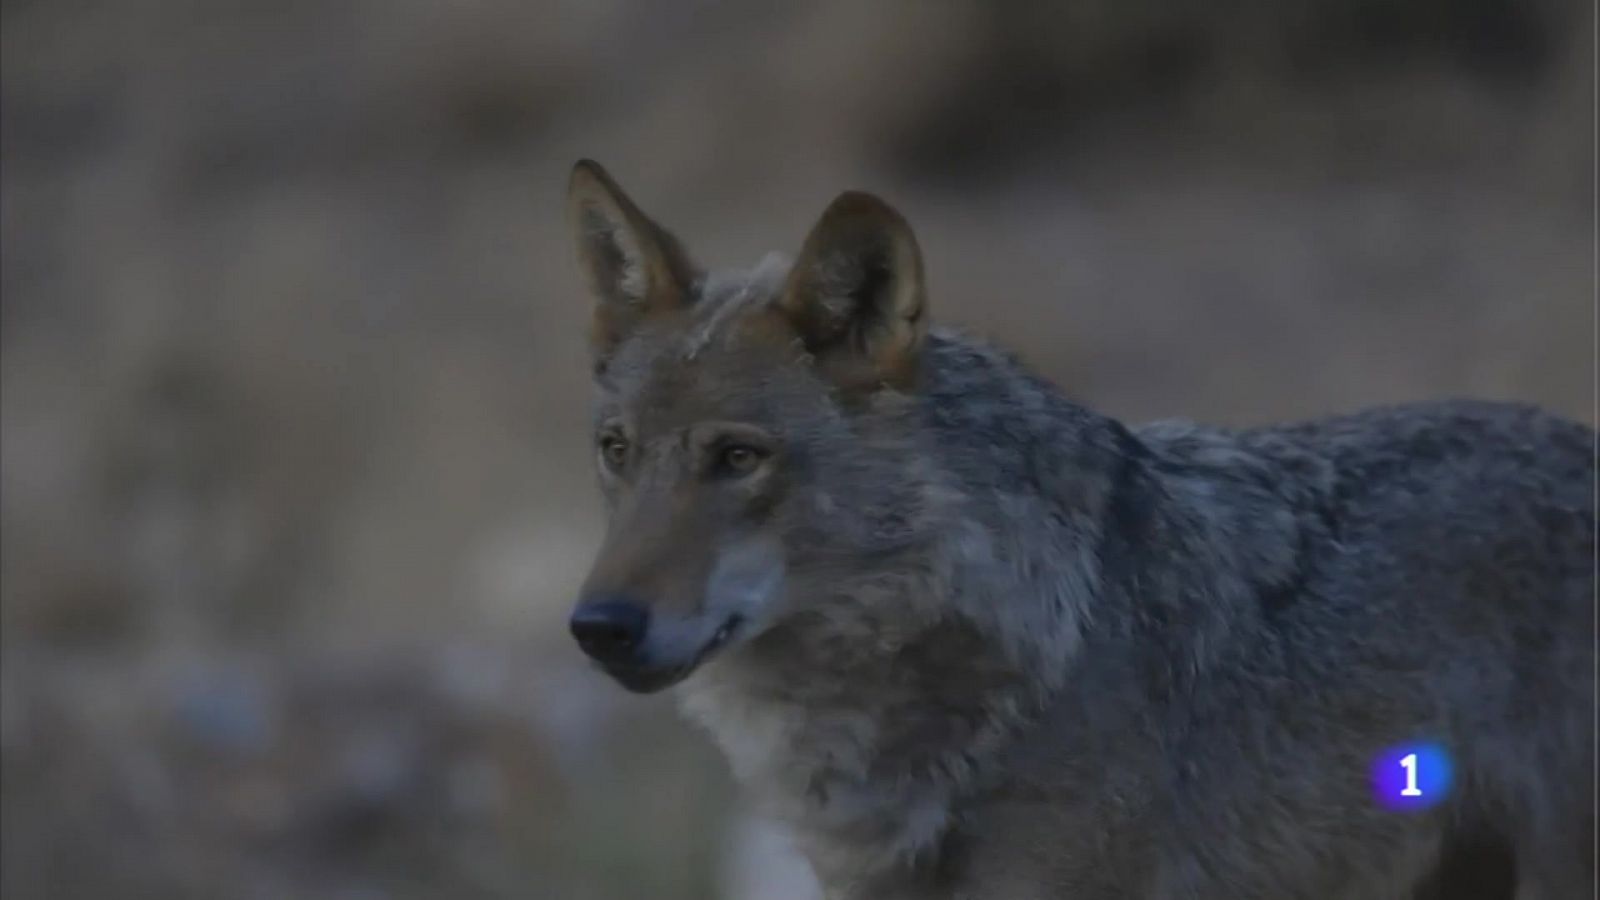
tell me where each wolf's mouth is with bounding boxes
[699,614,743,660]
[601,614,744,694]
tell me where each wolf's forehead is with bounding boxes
[679,253,791,359]
[596,254,796,419]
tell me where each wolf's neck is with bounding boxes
[676,603,1041,887]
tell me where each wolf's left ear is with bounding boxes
[567,160,698,360]
[778,191,927,390]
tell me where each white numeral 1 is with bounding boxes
[1400,753,1422,796]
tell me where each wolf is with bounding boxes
[562,159,1596,900]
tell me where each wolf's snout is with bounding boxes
[569,598,650,664]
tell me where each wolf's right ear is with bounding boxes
[778,191,927,390]
[567,160,698,360]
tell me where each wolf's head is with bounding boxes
[565,160,941,693]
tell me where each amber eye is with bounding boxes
[598,434,629,471]
[716,444,765,477]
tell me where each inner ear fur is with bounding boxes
[778,191,927,390]
[566,159,698,358]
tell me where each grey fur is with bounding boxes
[682,252,792,361]
[571,179,1597,900]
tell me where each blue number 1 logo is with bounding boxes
[1373,742,1452,811]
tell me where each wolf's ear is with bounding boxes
[778,191,927,389]
[567,160,698,359]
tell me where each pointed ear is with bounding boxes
[566,160,697,359]
[778,191,927,390]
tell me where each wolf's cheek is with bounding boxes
[703,536,787,631]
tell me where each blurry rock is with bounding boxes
[0,673,25,754]
[446,755,505,820]
[333,727,423,807]
[170,663,277,755]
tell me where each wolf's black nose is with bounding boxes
[570,599,649,663]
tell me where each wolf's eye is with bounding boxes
[598,435,629,470]
[716,444,765,477]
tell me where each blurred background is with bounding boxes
[1,1,1593,898]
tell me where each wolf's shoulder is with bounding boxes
[1242,399,1593,493]
[1251,398,1589,449]
[1128,399,1593,564]
[1138,399,1591,477]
